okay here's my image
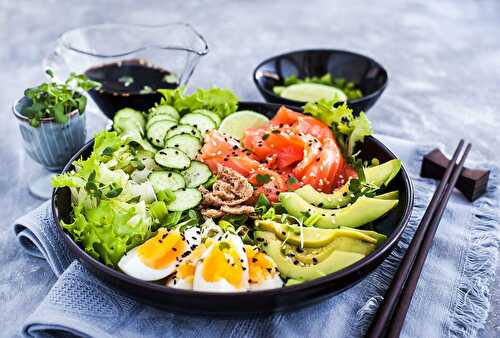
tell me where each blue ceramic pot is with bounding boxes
[13,97,87,172]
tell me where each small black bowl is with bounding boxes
[52,102,412,315]
[253,49,388,114]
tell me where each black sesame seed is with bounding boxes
[252,258,258,263]
[312,257,318,263]
[172,248,177,251]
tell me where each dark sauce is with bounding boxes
[85,59,178,119]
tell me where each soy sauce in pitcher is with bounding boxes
[85,59,178,119]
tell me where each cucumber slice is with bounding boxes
[147,120,177,148]
[114,118,144,135]
[149,171,186,192]
[167,188,202,211]
[193,109,221,127]
[146,114,177,130]
[165,133,201,159]
[154,147,191,169]
[166,124,202,141]
[114,108,146,128]
[114,108,146,135]
[149,105,180,120]
[179,113,216,135]
[182,161,212,188]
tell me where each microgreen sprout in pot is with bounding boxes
[21,70,100,127]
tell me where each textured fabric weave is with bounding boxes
[13,135,500,338]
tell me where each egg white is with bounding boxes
[167,276,193,290]
[118,245,181,281]
[193,234,249,292]
[249,274,283,291]
[184,227,202,248]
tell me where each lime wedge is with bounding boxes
[280,83,347,103]
[219,110,269,140]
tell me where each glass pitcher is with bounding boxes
[45,23,208,119]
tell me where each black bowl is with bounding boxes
[253,49,388,114]
[52,101,412,315]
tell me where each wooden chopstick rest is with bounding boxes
[421,149,489,201]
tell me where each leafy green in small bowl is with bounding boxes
[21,70,99,127]
[273,74,363,102]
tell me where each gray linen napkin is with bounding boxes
[13,135,500,338]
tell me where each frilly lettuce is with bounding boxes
[303,100,372,157]
[62,200,151,266]
[158,87,239,118]
[53,131,156,267]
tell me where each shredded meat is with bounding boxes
[201,208,225,219]
[220,205,255,214]
[199,165,255,219]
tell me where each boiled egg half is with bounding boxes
[118,228,186,281]
[193,234,249,292]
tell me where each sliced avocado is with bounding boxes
[295,184,352,209]
[279,192,398,228]
[255,220,337,248]
[364,159,401,187]
[374,190,399,200]
[255,229,383,265]
[255,220,383,247]
[345,228,387,245]
[285,278,303,286]
[295,159,401,209]
[257,231,365,281]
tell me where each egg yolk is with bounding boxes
[245,245,276,283]
[138,229,185,269]
[176,244,208,279]
[202,241,244,288]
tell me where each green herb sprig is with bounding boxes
[21,70,100,127]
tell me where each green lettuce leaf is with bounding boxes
[160,87,239,118]
[303,100,373,157]
[62,200,151,267]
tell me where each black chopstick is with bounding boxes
[365,140,466,338]
[385,143,472,337]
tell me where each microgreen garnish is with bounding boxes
[162,74,178,84]
[255,193,271,214]
[118,76,134,87]
[105,183,123,198]
[126,195,141,204]
[139,85,154,94]
[256,173,271,185]
[21,70,99,127]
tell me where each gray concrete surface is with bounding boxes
[0,0,498,337]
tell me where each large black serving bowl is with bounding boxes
[253,49,388,114]
[52,102,413,315]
